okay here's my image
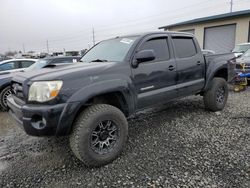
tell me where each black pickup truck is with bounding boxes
[7,32,234,166]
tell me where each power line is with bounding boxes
[48,29,92,42]
[19,0,250,52]
[43,0,228,49]
[48,1,226,46]
[90,0,215,29]
[46,0,215,41]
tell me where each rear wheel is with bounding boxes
[70,104,128,167]
[203,78,228,112]
[0,86,12,111]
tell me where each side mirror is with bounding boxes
[135,50,155,63]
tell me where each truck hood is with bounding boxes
[13,62,117,83]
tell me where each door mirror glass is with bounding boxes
[135,50,155,63]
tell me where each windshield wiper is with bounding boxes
[90,59,108,62]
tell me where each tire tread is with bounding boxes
[69,104,127,166]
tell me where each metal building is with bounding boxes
[159,9,250,53]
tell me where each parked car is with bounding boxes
[7,32,234,167]
[0,59,37,75]
[0,56,80,110]
[25,56,81,70]
[232,43,250,57]
[235,48,250,71]
[234,48,250,86]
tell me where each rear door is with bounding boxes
[132,34,177,109]
[171,35,205,96]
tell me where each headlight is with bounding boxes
[28,81,63,102]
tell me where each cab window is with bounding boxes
[139,38,170,62]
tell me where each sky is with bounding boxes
[0,0,250,54]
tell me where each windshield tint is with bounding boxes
[81,37,137,62]
[25,59,49,71]
[233,44,250,53]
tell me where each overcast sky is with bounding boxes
[0,0,250,54]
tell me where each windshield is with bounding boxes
[25,59,49,71]
[242,49,250,58]
[233,44,250,53]
[81,37,137,62]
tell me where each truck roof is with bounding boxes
[116,31,194,38]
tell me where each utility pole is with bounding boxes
[230,0,233,13]
[92,28,95,46]
[46,40,49,53]
[63,48,66,56]
[22,43,25,53]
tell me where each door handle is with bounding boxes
[197,61,201,65]
[168,65,175,71]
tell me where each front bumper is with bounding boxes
[7,95,80,136]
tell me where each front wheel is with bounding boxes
[203,77,228,112]
[70,104,128,167]
[0,86,12,111]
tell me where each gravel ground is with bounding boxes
[0,90,250,188]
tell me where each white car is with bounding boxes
[232,43,250,57]
[0,59,37,75]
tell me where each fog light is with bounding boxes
[31,115,47,130]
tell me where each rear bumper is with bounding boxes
[7,95,80,136]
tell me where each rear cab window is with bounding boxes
[172,37,197,58]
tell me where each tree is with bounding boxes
[4,51,18,56]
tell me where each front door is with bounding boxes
[132,35,177,110]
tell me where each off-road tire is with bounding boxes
[70,104,128,167]
[0,86,12,111]
[203,77,228,112]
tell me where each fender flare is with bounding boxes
[68,78,135,106]
[56,79,135,135]
[204,62,228,91]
